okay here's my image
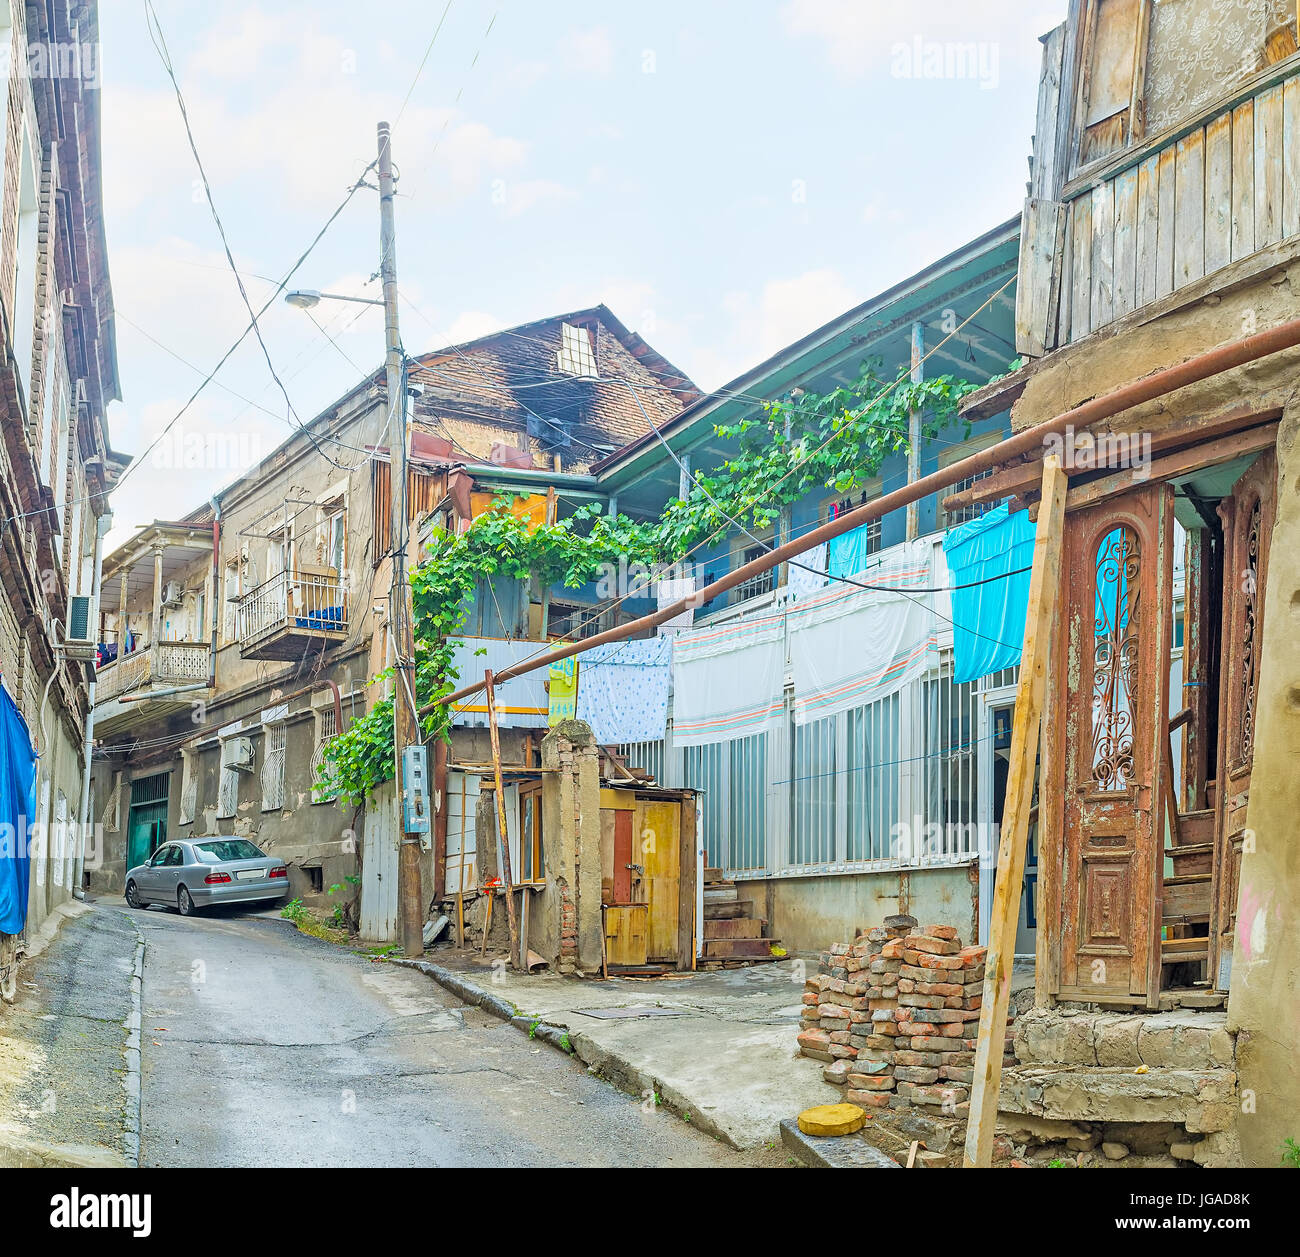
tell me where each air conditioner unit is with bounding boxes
[162,580,184,607]
[226,737,255,772]
[65,594,96,662]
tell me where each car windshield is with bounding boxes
[193,839,265,864]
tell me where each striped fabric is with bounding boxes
[788,541,938,726]
[670,608,785,747]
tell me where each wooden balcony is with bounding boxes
[93,641,212,737]
[236,568,348,661]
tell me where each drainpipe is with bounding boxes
[208,497,220,689]
[74,512,112,899]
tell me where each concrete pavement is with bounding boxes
[132,902,784,1166]
[0,904,139,1167]
[397,949,831,1150]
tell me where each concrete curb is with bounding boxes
[391,958,575,1055]
[120,911,145,1168]
[780,1118,900,1169]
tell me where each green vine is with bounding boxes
[316,359,984,804]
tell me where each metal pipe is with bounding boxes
[429,313,1300,711]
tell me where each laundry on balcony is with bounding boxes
[788,539,939,725]
[671,608,785,746]
[572,635,671,745]
[941,501,1035,684]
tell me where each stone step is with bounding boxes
[703,867,726,883]
[703,885,739,902]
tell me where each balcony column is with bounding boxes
[906,320,924,541]
[149,543,166,671]
[117,569,127,652]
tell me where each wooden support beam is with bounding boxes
[944,404,1281,513]
[483,669,521,968]
[1027,421,1278,520]
[964,455,1067,1169]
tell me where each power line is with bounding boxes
[143,0,349,472]
[394,0,455,126]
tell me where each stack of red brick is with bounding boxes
[797,918,1014,1116]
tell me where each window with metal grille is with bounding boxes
[261,724,286,812]
[731,540,775,605]
[217,744,239,819]
[310,707,338,804]
[828,491,883,557]
[942,468,996,527]
[178,753,198,825]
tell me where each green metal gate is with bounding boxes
[126,772,170,872]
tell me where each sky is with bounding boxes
[99,0,1067,551]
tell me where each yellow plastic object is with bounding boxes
[798,1103,866,1137]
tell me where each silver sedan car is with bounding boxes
[125,838,290,916]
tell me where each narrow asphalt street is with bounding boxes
[127,902,778,1168]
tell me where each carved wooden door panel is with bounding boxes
[1211,450,1276,990]
[1053,483,1174,1006]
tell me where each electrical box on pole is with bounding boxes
[401,744,431,845]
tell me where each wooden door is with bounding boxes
[639,799,681,964]
[1210,450,1276,989]
[1051,483,1174,1006]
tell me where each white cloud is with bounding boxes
[561,27,615,76]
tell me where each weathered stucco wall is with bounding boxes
[1227,397,1300,1167]
[736,864,978,955]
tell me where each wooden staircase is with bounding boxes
[702,869,779,964]
[1161,807,1214,971]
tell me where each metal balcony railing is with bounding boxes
[96,641,211,701]
[235,570,347,649]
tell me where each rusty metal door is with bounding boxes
[1052,483,1174,1006]
[1211,450,1276,989]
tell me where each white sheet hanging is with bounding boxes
[788,541,938,726]
[671,608,785,746]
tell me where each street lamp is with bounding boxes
[284,289,383,310]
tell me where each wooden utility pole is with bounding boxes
[378,120,425,959]
[963,455,1067,1167]
[484,670,520,967]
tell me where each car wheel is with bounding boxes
[125,880,141,909]
[177,886,199,917]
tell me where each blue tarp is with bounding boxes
[0,683,37,934]
[941,503,1036,684]
[827,521,877,579]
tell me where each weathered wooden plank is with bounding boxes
[1231,99,1256,260]
[1135,152,1160,306]
[1155,144,1177,298]
[963,456,1067,1169]
[1090,180,1115,330]
[1255,83,1284,247]
[1015,197,1068,357]
[1283,76,1300,239]
[1174,128,1206,288]
[1057,201,1073,346]
[1031,24,1067,201]
[1069,195,1092,341]
[1204,112,1233,274]
[1112,167,1138,317]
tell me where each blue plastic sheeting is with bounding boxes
[942,502,1036,684]
[0,684,37,934]
[828,521,877,579]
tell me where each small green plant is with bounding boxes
[1047,1157,1077,1168]
[281,897,307,924]
[1282,1138,1300,1167]
[528,1019,541,1040]
[559,1033,571,1053]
